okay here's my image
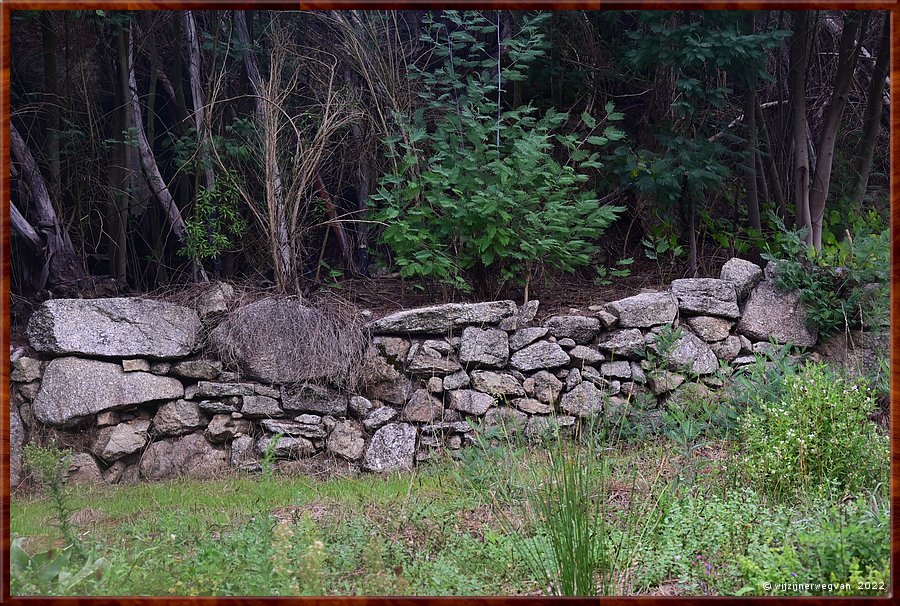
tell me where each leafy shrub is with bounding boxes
[738,363,888,502]
[371,11,625,292]
[727,342,798,410]
[763,213,889,336]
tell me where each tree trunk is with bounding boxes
[849,16,890,208]
[742,85,761,231]
[126,26,187,240]
[234,10,294,292]
[10,123,88,288]
[808,12,861,251]
[790,11,811,242]
[40,13,61,208]
[184,9,220,272]
[756,102,787,220]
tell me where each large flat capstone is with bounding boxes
[605,292,677,328]
[27,298,199,359]
[32,357,184,426]
[370,301,517,334]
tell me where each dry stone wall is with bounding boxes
[10,258,821,487]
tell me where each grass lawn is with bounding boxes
[11,419,890,596]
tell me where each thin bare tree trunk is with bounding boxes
[791,12,811,243]
[742,85,761,231]
[809,12,861,251]
[850,16,890,208]
[234,10,293,291]
[10,123,88,288]
[40,13,61,208]
[126,26,187,240]
[756,102,786,220]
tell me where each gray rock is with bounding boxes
[684,316,734,342]
[363,354,414,406]
[282,384,347,416]
[525,415,576,441]
[720,258,763,300]
[363,423,417,472]
[581,366,609,388]
[509,327,549,351]
[348,395,374,418]
[327,420,366,461]
[261,418,326,438]
[16,381,41,404]
[122,359,151,372]
[241,395,283,418]
[256,434,316,459]
[151,400,206,436]
[483,407,528,433]
[32,357,184,427]
[420,421,473,435]
[426,376,444,393]
[544,315,601,344]
[199,398,241,414]
[197,282,235,317]
[532,370,563,405]
[559,381,604,417]
[819,330,888,384]
[442,370,471,391]
[150,362,171,375]
[595,309,618,329]
[565,367,582,391]
[665,331,719,375]
[406,345,462,375]
[710,336,742,362]
[28,297,200,359]
[605,291,677,328]
[459,327,509,368]
[733,355,757,365]
[557,338,577,349]
[448,389,495,416]
[11,356,43,382]
[470,371,525,398]
[196,381,278,398]
[519,300,540,323]
[752,341,781,357]
[739,334,753,353]
[647,370,686,395]
[229,435,256,469]
[423,339,453,356]
[600,361,632,379]
[364,406,399,431]
[671,278,740,319]
[170,359,223,380]
[568,345,604,367]
[736,279,817,347]
[372,337,410,365]
[206,414,251,443]
[512,397,552,415]
[630,363,647,384]
[66,453,105,485]
[370,301,517,334]
[510,341,570,372]
[596,329,646,360]
[91,419,151,461]
[402,389,444,423]
[10,403,24,487]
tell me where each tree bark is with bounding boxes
[790,11,811,242]
[40,13,61,208]
[756,102,787,221]
[742,85,761,231]
[126,26,187,240]
[808,12,861,251]
[10,123,88,288]
[849,16,890,208]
